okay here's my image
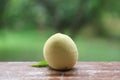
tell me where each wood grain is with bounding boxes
[0,62,120,80]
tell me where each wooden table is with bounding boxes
[0,62,120,80]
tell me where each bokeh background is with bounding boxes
[0,0,120,61]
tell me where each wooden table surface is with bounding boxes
[0,62,120,80]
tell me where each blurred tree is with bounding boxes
[0,0,8,29]
[1,0,120,38]
[37,0,109,38]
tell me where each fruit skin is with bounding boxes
[43,33,78,70]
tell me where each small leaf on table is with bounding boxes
[31,61,48,67]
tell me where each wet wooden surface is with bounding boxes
[0,62,120,80]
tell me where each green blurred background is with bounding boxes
[0,0,120,61]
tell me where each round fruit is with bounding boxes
[43,33,78,70]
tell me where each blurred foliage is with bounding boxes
[0,0,120,37]
[0,0,120,61]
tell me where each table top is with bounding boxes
[0,62,120,80]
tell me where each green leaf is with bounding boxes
[31,61,48,67]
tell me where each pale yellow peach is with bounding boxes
[43,33,78,70]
